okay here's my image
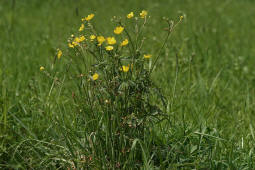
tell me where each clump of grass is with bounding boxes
[40,11,183,168]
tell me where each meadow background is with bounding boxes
[1,0,255,169]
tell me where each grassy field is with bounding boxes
[1,0,255,169]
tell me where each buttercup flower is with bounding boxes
[90,35,96,41]
[127,12,134,19]
[72,41,79,46]
[79,23,84,32]
[121,65,129,72]
[120,39,129,46]
[180,16,184,20]
[105,46,114,51]
[57,49,62,59]
[114,26,124,34]
[40,66,45,71]
[74,37,80,43]
[97,36,105,45]
[68,43,74,48]
[144,54,152,59]
[70,36,85,47]
[82,14,95,21]
[92,73,99,80]
[74,36,85,43]
[79,35,86,42]
[106,37,116,45]
[140,10,148,18]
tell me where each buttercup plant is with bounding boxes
[46,11,183,168]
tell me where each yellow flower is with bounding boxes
[40,66,45,71]
[180,16,184,20]
[73,36,86,44]
[86,14,95,21]
[74,37,80,43]
[57,49,62,59]
[79,23,84,31]
[120,39,128,46]
[121,65,129,72]
[92,73,99,80]
[106,37,116,45]
[97,36,105,45]
[79,35,86,42]
[70,36,85,47]
[144,54,152,59]
[127,12,134,19]
[72,41,79,46]
[82,14,95,21]
[105,46,114,51]
[90,35,96,41]
[68,43,74,48]
[140,10,148,18]
[114,26,124,34]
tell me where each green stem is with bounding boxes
[149,18,183,75]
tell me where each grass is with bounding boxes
[1,0,255,169]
